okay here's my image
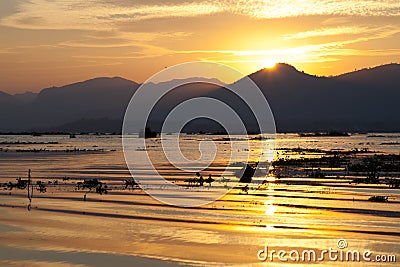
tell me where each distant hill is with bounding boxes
[0,91,23,131]
[0,91,18,106]
[13,92,38,104]
[40,118,122,133]
[0,77,139,131]
[0,64,399,133]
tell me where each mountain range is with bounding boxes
[0,63,399,133]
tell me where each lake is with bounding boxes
[0,133,399,266]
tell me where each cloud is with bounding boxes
[321,17,352,26]
[0,49,16,54]
[1,0,399,31]
[233,0,400,18]
[33,61,124,71]
[173,26,400,65]
[58,31,189,48]
[0,0,222,30]
[282,26,370,40]
[190,45,341,64]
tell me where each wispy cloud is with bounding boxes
[0,48,16,54]
[32,61,124,71]
[234,0,400,18]
[1,0,399,31]
[0,0,222,30]
[58,31,189,49]
[282,26,372,40]
[174,26,400,64]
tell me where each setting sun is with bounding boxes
[263,60,277,69]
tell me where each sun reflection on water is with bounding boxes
[264,199,276,216]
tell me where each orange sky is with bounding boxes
[0,0,399,93]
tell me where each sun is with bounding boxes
[263,60,277,69]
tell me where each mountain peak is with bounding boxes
[261,63,298,72]
[70,76,138,88]
[244,63,314,86]
[38,76,138,97]
[249,62,312,78]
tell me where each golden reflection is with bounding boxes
[234,224,276,233]
[265,176,276,182]
[264,199,276,216]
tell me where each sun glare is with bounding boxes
[263,60,277,69]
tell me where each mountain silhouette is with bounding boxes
[246,63,400,131]
[13,92,38,104]
[42,118,122,133]
[335,63,400,88]
[0,77,139,131]
[0,63,399,133]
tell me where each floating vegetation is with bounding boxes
[2,170,47,210]
[299,131,350,137]
[348,154,400,174]
[36,181,47,193]
[3,178,29,190]
[368,134,400,138]
[212,137,246,141]
[276,147,374,155]
[76,178,109,200]
[367,134,386,138]
[212,136,269,141]
[123,178,139,190]
[272,147,400,189]
[307,168,325,178]
[184,173,216,187]
[385,178,400,188]
[368,196,389,202]
[249,135,271,140]
[14,148,106,153]
[0,141,59,145]
[381,142,400,145]
[272,155,345,168]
